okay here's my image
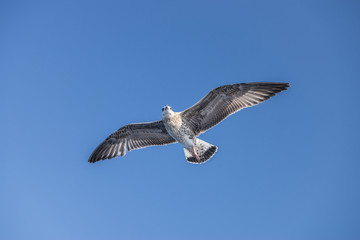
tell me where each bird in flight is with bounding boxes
[89,82,289,164]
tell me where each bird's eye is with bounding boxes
[162,108,164,111]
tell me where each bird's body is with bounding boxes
[162,109,192,148]
[89,82,289,164]
[161,106,209,162]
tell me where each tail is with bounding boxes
[184,139,218,164]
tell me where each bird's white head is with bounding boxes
[162,105,174,119]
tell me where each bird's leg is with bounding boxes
[190,146,201,163]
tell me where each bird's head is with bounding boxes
[162,105,174,118]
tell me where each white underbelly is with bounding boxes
[165,123,194,148]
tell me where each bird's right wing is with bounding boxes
[89,120,176,163]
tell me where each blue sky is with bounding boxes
[1,0,360,239]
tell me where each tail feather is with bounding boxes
[184,139,217,164]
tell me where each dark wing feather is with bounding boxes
[181,82,289,135]
[89,120,176,163]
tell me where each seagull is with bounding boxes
[89,82,289,164]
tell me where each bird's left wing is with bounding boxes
[89,120,176,163]
[181,82,289,135]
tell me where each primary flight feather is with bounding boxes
[89,82,289,164]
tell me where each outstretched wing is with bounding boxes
[89,120,176,163]
[181,82,289,135]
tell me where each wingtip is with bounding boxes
[88,155,97,163]
[88,149,102,163]
[88,154,110,163]
[281,82,290,91]
[270,82,290,91]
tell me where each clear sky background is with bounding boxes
[1,1,360,239]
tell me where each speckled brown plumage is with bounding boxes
[181,82,289,135]
[88,121,176,163]
[89,82,289,163]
